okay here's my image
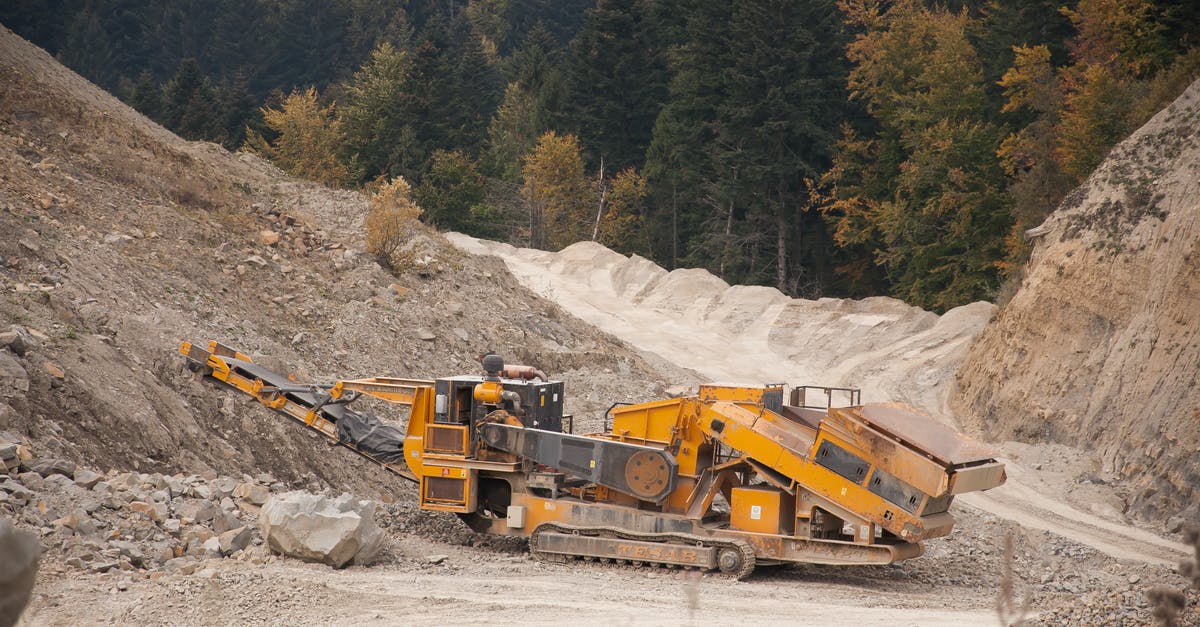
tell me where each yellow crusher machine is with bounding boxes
[180,340,1006,578]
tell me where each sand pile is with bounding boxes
[447,236,995,417]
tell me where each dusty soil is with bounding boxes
[2,24,1198,627]
[447,235,992,417]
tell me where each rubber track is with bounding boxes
[529,522,756,580]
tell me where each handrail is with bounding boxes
[791,385,861,409]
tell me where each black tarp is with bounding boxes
[335,411,406,463]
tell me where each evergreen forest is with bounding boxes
[4,0,1199,311]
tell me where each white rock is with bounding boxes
[202,537,222,558]
[212,477,237,498]
[258,491,383,568]
[232,482,269,505]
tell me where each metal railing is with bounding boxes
[790,385,861,409]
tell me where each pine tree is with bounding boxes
[643,1,733,270]
[413,149,492,236]
[562,0,669,171]
[645,0,847,292]
[260,0,353,92]
[450,18,504,157]
[58,9,118,90]
[484,24,567,180]
[486,83,541,182]
[161,58,222,142]
[714,0,847,292]
[340,42,419,181]
[129,70,163,120]
[215,72,259,150]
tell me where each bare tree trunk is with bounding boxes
[591,156,606,242]
[528,179,539,249]
[776,194,788,293]
[719,197,734,279]
[719,170,737,279]
[671,181,678,269]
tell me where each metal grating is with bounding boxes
[424,477,466,504]
[426,424,467,455]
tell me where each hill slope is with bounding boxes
[953,79,1200,524]
[0,24,672,498]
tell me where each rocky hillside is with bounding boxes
[953,79,1200,525]
[0,24,676,501]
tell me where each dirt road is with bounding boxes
[27,537,999,626]
[959,461,1189,567]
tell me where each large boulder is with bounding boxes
[20,458,75,478]
[258,492,383,568]
[0,516,40,627]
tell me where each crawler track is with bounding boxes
[530,522,757,580]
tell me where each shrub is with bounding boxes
[365,177,421,270]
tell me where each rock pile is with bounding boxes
[1029,586,1199,626]
[0,456,291,576]
[0,449,394,578]
[0,438,24,476]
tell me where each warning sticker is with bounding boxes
[750,505,762,520]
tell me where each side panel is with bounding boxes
[949,462,1007,495]
[419,465,477,513]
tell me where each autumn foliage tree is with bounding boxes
[522,131,594,250]
[245,87,353,186]
[12,0,1200,309]
[823,0,1011,311]
[991,0,1200,271]
[596,167,648,253]
[996,44,1069,270]
[1055,0,1200,181]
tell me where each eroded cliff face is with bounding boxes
[954,80,1200,523]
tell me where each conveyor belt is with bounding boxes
[221,356,353,422]
[180,341,417,482]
